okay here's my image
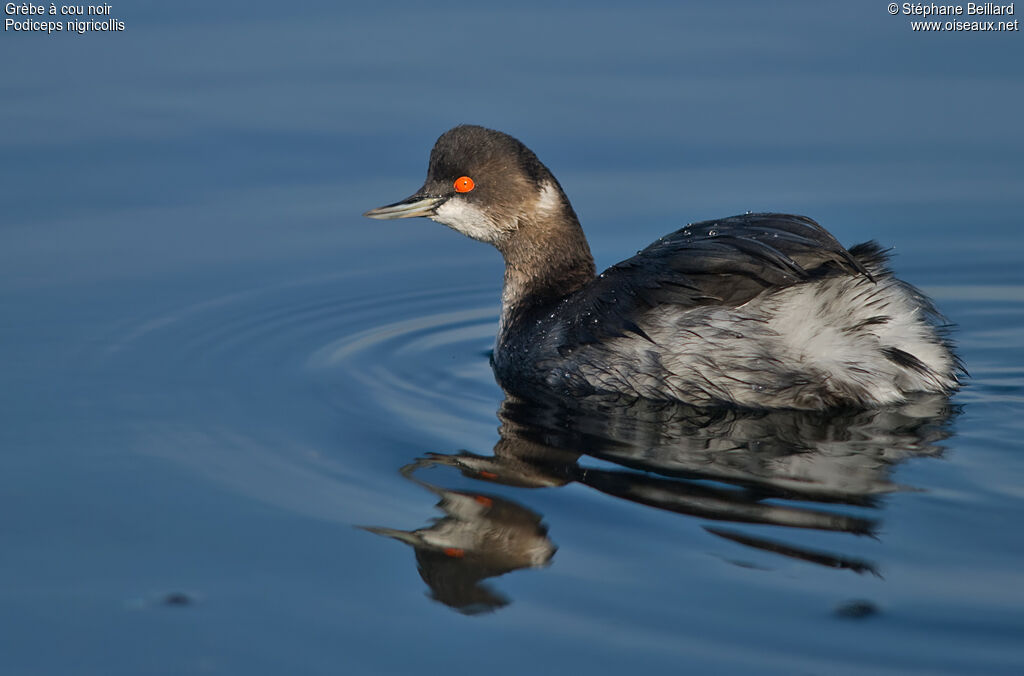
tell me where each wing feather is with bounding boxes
[558,213,870,346]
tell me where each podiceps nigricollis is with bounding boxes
[364,125,961,410]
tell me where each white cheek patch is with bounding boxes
[432,199,500,243]
[535,181,561,217]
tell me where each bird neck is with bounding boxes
[496,206,595,336]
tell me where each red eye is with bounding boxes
[454,176,475,193]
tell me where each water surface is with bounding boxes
[2,3,1023,674]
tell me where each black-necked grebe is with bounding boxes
[364,125,961,410]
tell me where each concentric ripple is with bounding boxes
[307,300,501,443]
[84,266,509,525]
[103,269,505,445]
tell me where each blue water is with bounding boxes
[2,2,1023,674]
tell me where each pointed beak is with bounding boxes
[363,192,445,220]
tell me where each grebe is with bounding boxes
[365,125,960,410]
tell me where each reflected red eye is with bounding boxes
[454,176,475,193]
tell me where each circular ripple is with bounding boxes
[84,267,510,524]
[102,270,505,443]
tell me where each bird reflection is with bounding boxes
[365,390,955,613]
[363,460,556,615]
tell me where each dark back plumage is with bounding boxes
[552,213,871,347]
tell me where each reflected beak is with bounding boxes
[363,192,445,220]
